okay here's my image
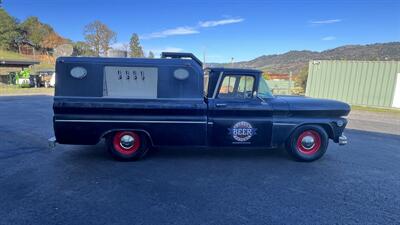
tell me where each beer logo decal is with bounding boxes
[228,121,257,142]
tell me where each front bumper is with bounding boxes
[338,135,347,145]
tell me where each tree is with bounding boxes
[295,65,309,94]
[41,32,67,50]
[148,51,155,58]
[19,17,53,49]
[129,33,144,57]
[0,8,20,50]
[83,21,116,56]
[73,41,95,56]
[262,70,271,80]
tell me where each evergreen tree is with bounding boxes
[0,8,19,50]
[129,33,144,57]
[148,51,155,58]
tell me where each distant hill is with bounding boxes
[209,42,400,74]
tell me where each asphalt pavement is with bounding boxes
[0,96,399,225]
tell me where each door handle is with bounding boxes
[216,103,227,107]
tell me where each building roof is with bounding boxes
[269,73,290,80]
[0,60,40,68]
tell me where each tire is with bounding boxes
[286,125,329,162]
[106,131,150,161]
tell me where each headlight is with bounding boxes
[336,120,344,127]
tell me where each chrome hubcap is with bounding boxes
[120,135,135,149]
[301,135,315,149]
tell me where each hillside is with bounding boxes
[0,50,55,73]
[0,50,31,60]
[210,42,400,74]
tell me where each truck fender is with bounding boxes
[100,129,154,147]
[288,123,335,140]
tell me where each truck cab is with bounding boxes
[205,68,273,147]
[51,52,349,162]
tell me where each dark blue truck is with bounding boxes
[50,52,349,162]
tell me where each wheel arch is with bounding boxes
[288,122,334,141]
[100,129,154,147]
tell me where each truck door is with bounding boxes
[207,74,273,147]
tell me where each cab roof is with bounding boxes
[205,67,262,75]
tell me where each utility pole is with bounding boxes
[230,57,234,67]
[203,48,206,69]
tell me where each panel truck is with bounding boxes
[50,52,350,162]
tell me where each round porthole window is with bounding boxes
[174,68,189,80]
[70,67,87,79]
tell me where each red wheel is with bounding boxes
[112,131,141,155]
[296,130,322,155]
[286,125,328,162]
[106,131,149,161]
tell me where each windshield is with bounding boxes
[258,78,273,98]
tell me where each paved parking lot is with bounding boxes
[1,96,399,225]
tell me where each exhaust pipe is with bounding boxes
[48,136,57,148]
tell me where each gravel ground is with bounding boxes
[347,110,400,135]
[0,96,399,225]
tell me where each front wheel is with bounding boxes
[286,125,328,162]
[106,131,150,161]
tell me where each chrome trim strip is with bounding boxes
[54,96,205,100]
[273,122,297,126]
[55,119,207,124]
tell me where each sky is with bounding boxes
[3,0,400,62]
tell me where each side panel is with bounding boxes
[207,98,273,147]
[268,97,348,146]
[271,117,347,146]
[53,97,207,146]
[55,57,204,98]
[54,57,207,146]
[103,66,158,98]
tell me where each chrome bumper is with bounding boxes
[338,135,347,145]
[48,136,57,148]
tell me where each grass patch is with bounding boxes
[351,105,400,114]
[0,86,54,96]
[0,50,31,60]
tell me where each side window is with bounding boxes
[218,75,255,99]
[219,75,237,97]
[237,76,254,94]
[258,78,273,98]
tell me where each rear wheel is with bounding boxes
[286,125,328,162]
[106,131,149,161]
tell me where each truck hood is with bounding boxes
[276,96,351,117]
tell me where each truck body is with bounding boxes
[52,53,350,161]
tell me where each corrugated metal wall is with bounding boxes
[306,60,400,108]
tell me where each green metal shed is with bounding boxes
[306,60,400,108]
